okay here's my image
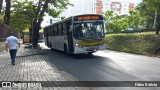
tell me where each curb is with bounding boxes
[17,52,47,58]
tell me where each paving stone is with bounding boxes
[0,44,90,90]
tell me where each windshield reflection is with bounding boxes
[73,22,104,39]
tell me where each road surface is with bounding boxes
[39,43,160,90]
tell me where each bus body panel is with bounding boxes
[44,37,49,47]
[73,39,106,54]
[74,44,106,54]
[48,36,66,51]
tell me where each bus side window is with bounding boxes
[51,26,53,36]
[50,27,52,36]
[54,26,57,36]
[52,26,55,36]
[49,27,51,36]
[63,23,67,35]
[58,24,61,36]
[61,23,63,35]
[56,25,59,36]
[52,26,54,36]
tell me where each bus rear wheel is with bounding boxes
[50,43,54,51]
[64,45,69,55]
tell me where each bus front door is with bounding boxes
[66,23,74,52]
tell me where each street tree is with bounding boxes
[103,10,115,32]
[104,10,139,33]
[138,0,160,34]
[10,1,35,32]
[0,0,3,14]
[136,2,153,29]
[31,0,71,48]
[4,0,11,25]
[11,0,72,48]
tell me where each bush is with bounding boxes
[105,33,160,56]
[0,15,3,22]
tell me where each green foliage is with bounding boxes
[8,0,71,32]
[136,0,160,31]
[104,0,160,33]
[106,33,160,56]
[112,16,129,31]
[44,0,73,18]
[10,13,30,32]
[103,10,113,19]
[104,10,140,33]
[9,1,33,32]
[136,2,154,29]
[0,14,3,22]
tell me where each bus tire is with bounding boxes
[50,43,54,51]
[64,45,69,55]
[88,52,93,56]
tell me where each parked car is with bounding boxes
[122,28,134,33]
[126,28,134,32]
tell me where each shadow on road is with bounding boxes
[31,47,160,86]
[40,48,125,81]
[49,48,111,59]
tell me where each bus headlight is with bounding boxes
[75,42,79,46]
[75,43,79,46]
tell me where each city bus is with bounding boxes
[22,29,44,44]
[43,14,106,55]
[22,29,30,43]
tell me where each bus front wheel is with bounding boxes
[88,52,93,56]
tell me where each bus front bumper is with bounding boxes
[74,44,106,54]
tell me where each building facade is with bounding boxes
[93,0,103,14]
[59,0,136,18]
[93,0,135,15]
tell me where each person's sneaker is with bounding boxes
[12,63,15,65]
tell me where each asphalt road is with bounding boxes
[43,49,160,81]
[39,43,160,89]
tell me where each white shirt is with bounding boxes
[5,36,19,50]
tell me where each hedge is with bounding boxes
[105,33,160,56]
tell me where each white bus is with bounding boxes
[43,14,106,55]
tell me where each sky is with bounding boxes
[60,0,142,17]
[42,0,142,27]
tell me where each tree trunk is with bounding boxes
[4,0,11,25]
[31,0,50,48]
[155,23,160,34]
[156,28,160,34]
[0,0,3,14]
[32,24,40,48]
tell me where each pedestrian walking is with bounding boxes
[5,32,20,65]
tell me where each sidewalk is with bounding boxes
[0,43,90,90]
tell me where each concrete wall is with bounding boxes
[0,22,21,52]
[0,42,5,52]
[0,22,20,42]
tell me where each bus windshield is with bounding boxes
[73,22,104,40]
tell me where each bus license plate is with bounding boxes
[87,48,96,51]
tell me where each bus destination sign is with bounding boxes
[74,15,103,21]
